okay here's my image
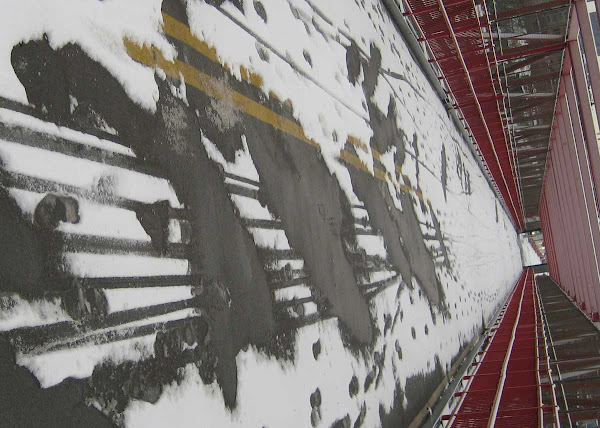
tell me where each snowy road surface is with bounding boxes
[0,0,522,427]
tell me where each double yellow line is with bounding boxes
[125,12,424,202]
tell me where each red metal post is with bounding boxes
[555,98,598,313]
[574,0,600,129]
[544,160,568,289]
[567,21,600,210]
[495,42,566,61]
[551,122,589,306]
[548,145,580,298]
[561,74,600,315]
[541,197,560,282]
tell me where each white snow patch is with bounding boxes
[104,286,194,313]
[0,295,71,332]
[17,333,156,388]
[0,138,182,208]
[274,285,312,302]
[247,227,290,250]
[63,253,189,278]
[202,134,260,183]
[17,308,201,388]
[356,234,387,258]
[230,194,272,220]
[0,108,134,156]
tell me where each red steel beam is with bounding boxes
[496,42,566,62]
[548,151,579,297]
[561,70,600,314]
[490,0,570,22]
[506,72,559,88]
[567,21,600,211]
[554,100,597,313]
[574,0,600,131]
[503,51,560,74]
[549,133,583,302]
[402,0,472,16]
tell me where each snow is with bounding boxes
[0,0,175,111]
[120,1,522,425]
[17,333,156,389]
[356,234,387,258]
[187,0,370,203]
[58,201,151,241]
[520,234,542,266]
[229,194,272,219]
[104,286,194,314]
[167,218,183,243]
[0,108,134,156]
[0,294,71,332]
[63,253,189,278]
[366,270,397,284]
[202,135,260,183]
[274,284,312,302]
[0,138,182,208]
[247,227,290,250]
[0,0,525,425]
[16,307,200,388]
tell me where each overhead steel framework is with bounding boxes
[537,276,600,427]
[400,0,600,322]
[538,0,600,322]
[403,0,525,229]
[400,0,600,232]
[393,1,600,425]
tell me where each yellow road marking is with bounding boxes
[125,14,426,202]
[162,13,264,89]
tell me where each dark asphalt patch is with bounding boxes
[9,33,275,414]
[0,184,46,295]
[441,145,448,202]
[496,200,499,223]
[0,339,112,428]
[380,357,445,428]
[429,201,451,272]
[344,43,445,307]
[243,122,373,344]
[455,149,472,196]
[166,1,374,343]
[1,4,467,425]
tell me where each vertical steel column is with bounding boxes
[551,120,590,306]
[540,153,560,283]
[547,153,578,297]
[567,16,600,205]
[546,199,561,284]
[575,0,600,128]
[561,74,600,316]
[596,0,600,36]
[540,198,558,279]
[542,197,560,283]
[551,142,582,299]
[545,169,568,290]
[555,98,598,313]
